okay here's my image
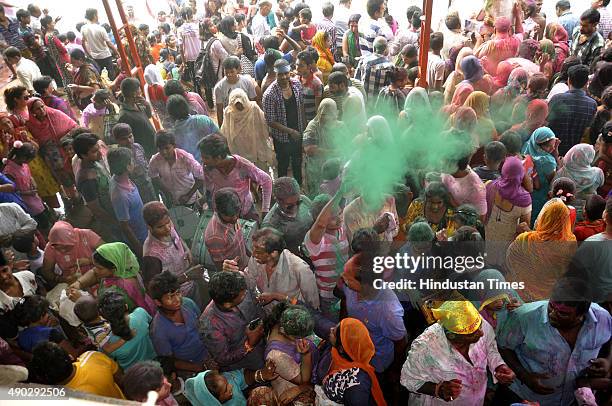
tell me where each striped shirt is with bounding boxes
[0,17,26,50]
[358,16,393,56]
[301,74,323,123]
[178,22,201,62]
[204,213,248,269]
[304,228,349,299]
[203,155,272,215]
[317,18,337,53]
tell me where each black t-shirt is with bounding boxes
[283,89,299,132]
[118,103,156,157]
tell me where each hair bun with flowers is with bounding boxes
[13,140,23,149]
[555,188,574,202]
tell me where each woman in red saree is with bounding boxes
[1,111,61,207]
[25,97,77,188]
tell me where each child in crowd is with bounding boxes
[112,123,157,204]
[297,8,316,44]
[474,141,507,181]
[11,231,45,279]
[73,295,116,351]
[3,141,52,232]
[574,194,607,241]
[13,295,77,356]
[148,272,210,376]
[80,89,119,143]
[107,147,148,257]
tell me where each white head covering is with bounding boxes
[144,64,164,86]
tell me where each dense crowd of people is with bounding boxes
[0,0,612,405]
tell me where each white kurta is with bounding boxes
[400,320,505,406]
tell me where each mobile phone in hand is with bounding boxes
[248,317,262,330]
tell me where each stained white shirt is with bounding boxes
[400,321,505,406]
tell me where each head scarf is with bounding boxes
[312,31,334,75]
[432,301,482,335]
[524,99,549,131]
[25,97,77,145]
[344,92,368,134]
[463,91,490,119]
[444,47,474,105]
[442,83,474,116]
[403,87,431,125]
[311,98,339,129]
[454,47,473,77]
[329,318,387,406]
[452,106,478,131]
[548,23,569,47]
[220,88,274,165]
[469,269,514,327]
[144,64,164,86]
[557,144,604,194]
[504,68,529,97]
[48,221,80,246]
[184,370,246,406]
[519,198,576,242]
[494,16,512,34]
[493,61,513,89]
[519,39,540,61]
[451,83,475,109]
[488,156,532,209]
[95,242,140,279]
[522,126,557,163]
[367,115,393,145]
[539,39,556,60]
[461,56,484,83]
[446,45,463,75]
[527,73,549,99]
[144,64,167,103]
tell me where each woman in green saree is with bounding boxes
[69,242,156,315]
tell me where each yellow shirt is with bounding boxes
[66,351,124,399]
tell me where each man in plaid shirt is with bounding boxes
[316,2,337,54]
[355,36,394,103]
[571,8,605,67]
[263,59,306,185]
[547,64,597,156]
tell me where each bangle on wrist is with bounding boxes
[244,340,253,353]
[434,382,442,399]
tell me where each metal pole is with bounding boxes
[113,0,146,87]
[101,0,130,74]
[417,0,434,89]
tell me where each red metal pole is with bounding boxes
[101,0,130,74]
[417,0,434,89]
[113,0,146,87]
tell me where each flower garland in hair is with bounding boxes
[555,188,574,202]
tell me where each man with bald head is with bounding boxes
[354,36,394,102]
